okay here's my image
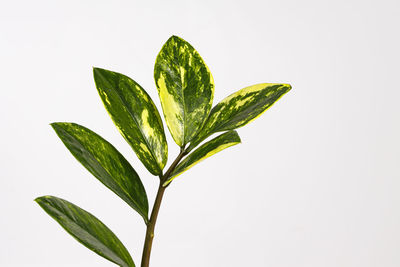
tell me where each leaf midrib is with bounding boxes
[47,202,133,267]
[59,126,146,219]
[112,76,161,172]
[173,55,187,146]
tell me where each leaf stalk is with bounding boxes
[141,148,188,267]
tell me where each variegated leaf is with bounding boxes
[188,83,291,151]
[93,68,168,175]
[51,122,149,223]
[164,131,241,186]
[35,196,136,267]
[154,35,214,147]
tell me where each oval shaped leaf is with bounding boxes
[164,131,241,186]
[36,196,135,267]
[188,83,291,151]
[51,122,148,223]
[154,35,214,147]
[93,68,168,175]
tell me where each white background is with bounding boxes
[1,0,399,266]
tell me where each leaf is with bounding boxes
[35,196,135,267]
[164,131,241,186]
[154,35,214,147]
[93,67,168,175]
[188,83,291,151]
[51,122,149,223]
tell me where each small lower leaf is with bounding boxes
[164,131,241,186]
[35,196,135,267]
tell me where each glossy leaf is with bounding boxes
[164,131,241,186]
[93,68,168,175]
[154,35,214,147]
[188,83,291,151]
[35,196,135,267]
[51,122,148,222]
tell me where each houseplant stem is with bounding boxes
[141,148,187,267]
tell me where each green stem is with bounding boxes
[140,148,187,267]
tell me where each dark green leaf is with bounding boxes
[93,68,168,175]
[188,83,291,151]
[51,122,148,222]
[35,196,135,267]
[154,35,214,147]
[164,131,241,186]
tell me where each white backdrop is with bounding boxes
[1,0,399,266]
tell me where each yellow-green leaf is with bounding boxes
[35,196,136,267]
[188,83,291,151]
[164,131,241,186]
[93,68,168,175]
[154,35,214,147]
[51,122,149,223]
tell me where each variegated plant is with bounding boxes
[35,35,291,267]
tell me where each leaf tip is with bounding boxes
[93,67,111,80]
[50,122,71,132]
[34,195,51,205]
[93,66,102,73]
[169,35,181,40]
[50,122,61,132]
[227,130,241,144]
[167,35,188,45]
[92,67,103,80]
[236,134,242,144]
[284,83,292,92]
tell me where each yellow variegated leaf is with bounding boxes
[93,68,168,175]
[188,83,291,151]
[154,35,214,147]
[164,131,241,186]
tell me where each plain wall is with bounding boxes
[1,0,399,266]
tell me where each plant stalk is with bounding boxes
[140,148,187,267]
